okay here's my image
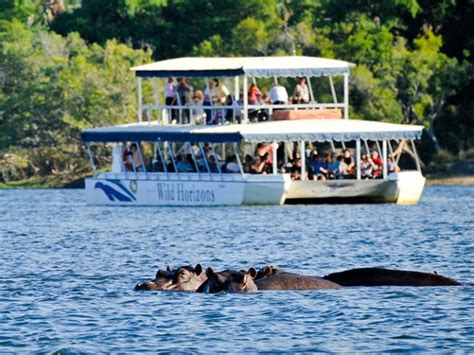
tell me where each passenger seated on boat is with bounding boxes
[243,154,254,173]
[342,149,355,178]
[222,155,240,173]
[166,158,175,172]
[250,158,266,174]
[388,155,400,173]
[290,157,307,180]
[269,83,288,105]
[256,143,273,164]
[307,153,327,180]
[336,155,349,179]
[124,143,144,172]
[122,144,133,171]
[292,76,310,104]
[371,151,383,178]
[207,155,219,173]
[176,154,194,172]
[326,153,339,179]
[189,90,205,124]
[361,154,374,179]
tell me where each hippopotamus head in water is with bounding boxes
[135,264,207,291]
[255,265,341,290]
[197,268,258,293]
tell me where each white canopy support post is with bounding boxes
[388,140,399,171]
[341,141,346,150]
[233,143,244,177]
[356,139,361,180]
[272,141,278,175]
[273,76,278,84]
[146,109,152,123]
[329,76,338,104]
[153,143,158,161]
[410,139,421,171]
[375,140,382,156]
[306,76,315,103]
[86,143,96,174]
[156,142,168,175]
[234,76,239,100]
[152,78,160,122]
[243,76,248,123]
[211,145,222,175]
[300,141,306,181]
[137,77,143,122]
[284,142,288,165]
[167,143,178,178]
[187,142,201,178]
[330,140,336,153]
[343,73,349,119]
[382,139,388,179]
[136,142,146,174]
[199,143,211,177]
[363,139,370,155]
[175,87,183,124]
[233,76,239,123]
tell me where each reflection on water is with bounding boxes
[0,186,473,352]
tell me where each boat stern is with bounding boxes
[390,171,426,204]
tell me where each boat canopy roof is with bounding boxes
[81,119,423,143]
[131,56,355,78]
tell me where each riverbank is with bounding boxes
[426,176,474,185]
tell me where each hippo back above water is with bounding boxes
[255,266,341,290]
[323,267,462,287]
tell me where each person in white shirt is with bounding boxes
[269,83,288,104]
[164,77,177,120]
[224,155,241,173]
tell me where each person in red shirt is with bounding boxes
[371,151,383,178]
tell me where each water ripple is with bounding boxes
[0,186,473,352]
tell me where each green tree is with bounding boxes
[393,29,469,153]
[0,20,151,182]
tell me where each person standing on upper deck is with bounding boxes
[292,77,310,104]
[269,83,288,105]
[164,77,177,120]
[177,77,193,105]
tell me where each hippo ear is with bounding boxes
[194,264,203,275]
[166,265,172,272]
[156,269,166,278]
[248,267,257,278]
[206,267,215,277]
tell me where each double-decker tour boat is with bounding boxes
[81,56,425,206]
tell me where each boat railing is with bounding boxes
[140,102,345,125]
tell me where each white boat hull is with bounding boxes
[85,172,290,206]
[284,171,425,204]
[85,171,424,206]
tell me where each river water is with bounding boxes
[0,186,473,352]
